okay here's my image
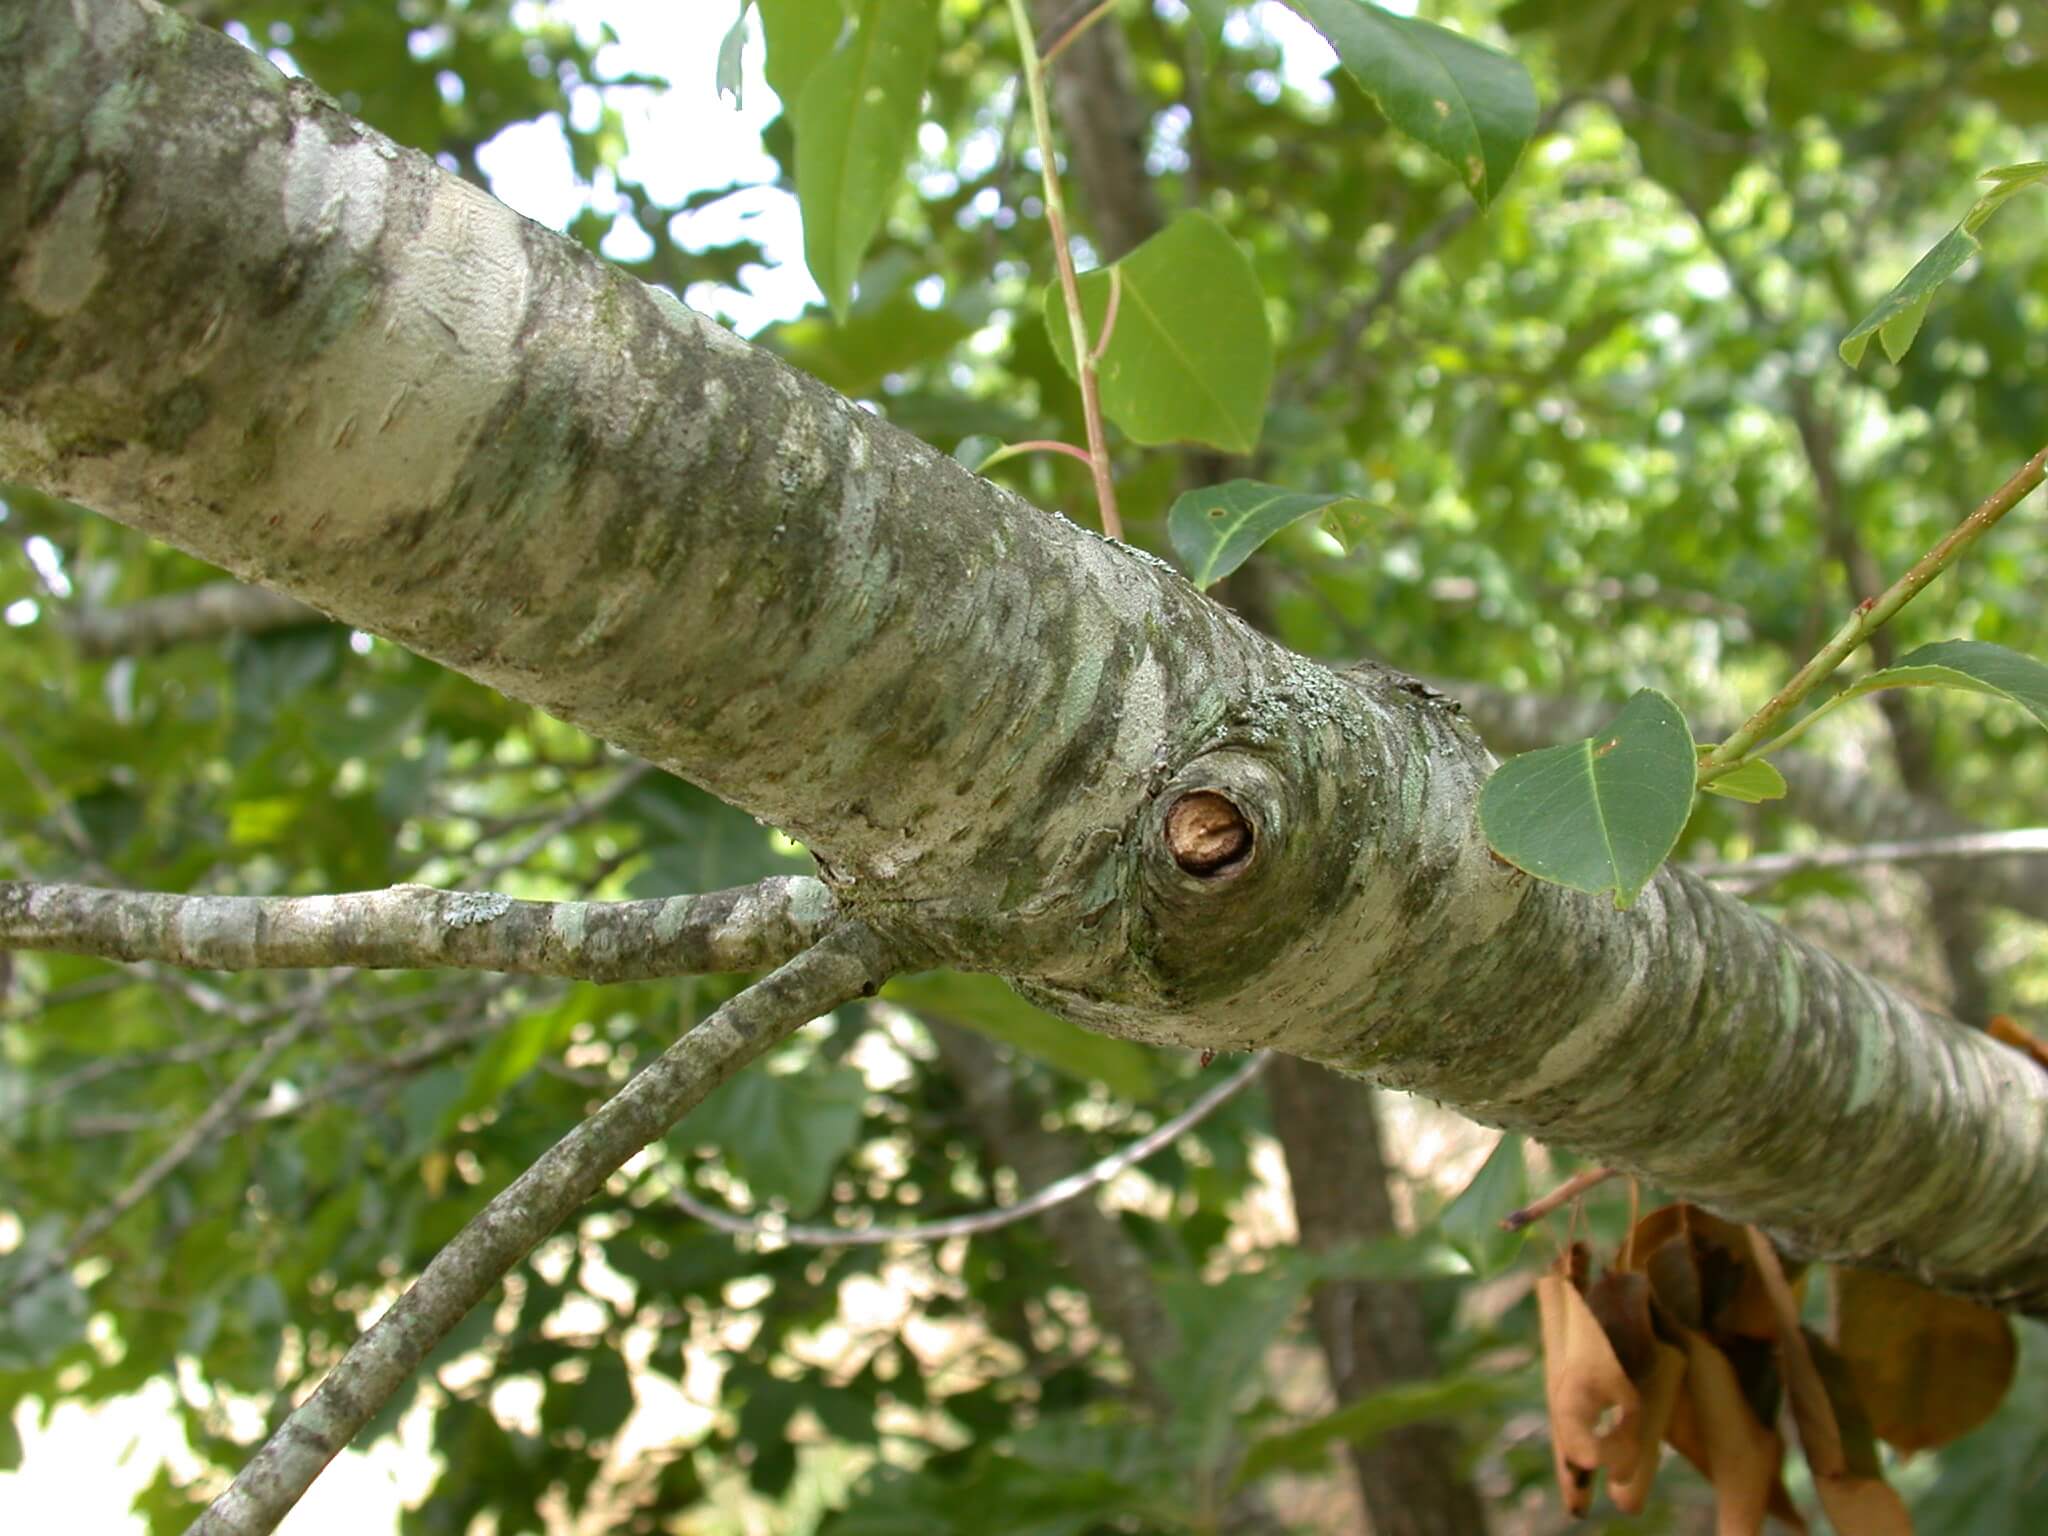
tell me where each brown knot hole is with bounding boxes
[1165,790,1253,877]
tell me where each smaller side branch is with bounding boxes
[1691,829,2048,885]
[1501,1165,1619,1233]
[0,1002,323,1304]
[0,875,835,981]
[667,1052,1269,1247]
[187,921,896,1536]
[63,581,325,657]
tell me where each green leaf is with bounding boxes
[1167,480,1374,589]
[1438,1133,1526,1277]
[1159,1264,1318,1477]
[1697,750,1788,804]
[792,0,938,318]
[715,2,752,108]
[1840,163,2048,366]
[884,972,1159,1100]
[1044,211,1273,454]
[1837,640,2048,732]
[683,1063,867,1216]
[1236,1371,1529,1484]
[1281,0,1538,207]
[758,0,845,104]
[1479,689,1697,908]
[767,286,976,397]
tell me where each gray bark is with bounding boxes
[6,1,2048,1308]
[0,876,834,980]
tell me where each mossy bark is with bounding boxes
[5,0,2048,1308]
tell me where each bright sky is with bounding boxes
[3,3,1352,1528]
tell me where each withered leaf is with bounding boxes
[1537,1270,1645,1507]
[1836,1266,2017,1454]
[1666,1326,1804,1536]
[1610,1340,1686,1515]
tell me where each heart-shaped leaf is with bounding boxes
[1481,690,1697,908]
[1281,0,1538,207]
[1167,480,1373,589]
[1837,639,2048,731]
[1044,211,1273,454]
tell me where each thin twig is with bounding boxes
[1,1001,325,1304]
[1690,828,2048,885]
[187,922,895,1536]
[1008,0,1122,539]
[668,1053,1269,1247]
[1700,444,2048,779]
[1040,0,1119,66]
[1501,1165,1619,1232]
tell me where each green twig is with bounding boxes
[1008,0,1122,540]
[1699,443,2048,781]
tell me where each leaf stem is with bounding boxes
[1699,443,2048,781]
[1040,0,1121,66]
[978,438,1096,470]
[1008,0,1122,540]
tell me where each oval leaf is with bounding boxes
[1836,1266,2017,1453]
[1841,162,2048,365]
[793,0,938,318]
[1168,480,1372,589]
[1696,750,1787,804]
[1839,639,2048,731]
[1439,1132,1527,1276]
[1481,690,1697,909]
[1281,0,1538,207]
[1044,211,1273,454]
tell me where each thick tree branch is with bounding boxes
[8,3,2048,1310]
[186,921,896,1536]
[0,876,834,980]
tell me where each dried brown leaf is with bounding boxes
[1836,1267,2017,1453]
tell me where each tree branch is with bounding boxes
[0,999,324,1305]
[62,580,325,657]
[1691,830,2048,886]
[0,875,835,980]
[10,3,2048,1310]
[186,920,896,1536]
[665,1052,1266,1247]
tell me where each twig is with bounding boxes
[464,760,652,882]
[1501,1165,1619,1232]
[0,875,834,981]
[1699,443,2048,780]
[668,1053,1269,1247]
[1008,0,1122,540]
[63,582,324,658]
[1,1002,324,1304]
[1690,828,2048,885]
[186,922,895,1536]
[1040,0,1119,66]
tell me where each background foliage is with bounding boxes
[3,1,2046,1531]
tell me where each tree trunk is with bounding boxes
[1267,1059,1490,1536]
